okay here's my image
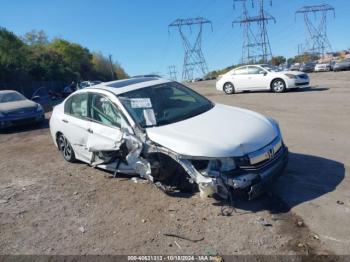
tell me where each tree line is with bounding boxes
[0,27,128,84]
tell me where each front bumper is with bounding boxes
[210,144,289,200]
[0,112,45,129]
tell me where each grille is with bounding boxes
[242,146,284,171]
[298,74,308,79]
[7,108,36,117]
[11,118,36,126]
[296,82,309,86]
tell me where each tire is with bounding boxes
[57,134,76,163]
[271,79,286,93]
[223,82,235,95]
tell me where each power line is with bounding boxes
[169,17,213,81]
[168,65,178,81]
[296,4,335,57]
[233,0,275,64]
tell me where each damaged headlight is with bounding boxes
[191,158,236,178]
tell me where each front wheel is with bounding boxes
[271,79,286,93]
[57,134,76,163]
[223,82,235,95]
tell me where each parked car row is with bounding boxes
[0,80,103,130]
[290,60,350,73]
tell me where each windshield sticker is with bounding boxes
[143,109,157,126]
[130,98,152,109]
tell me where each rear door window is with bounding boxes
[64,93,88,119]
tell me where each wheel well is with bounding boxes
[55,132,63,148]
[224,82,234,87]
[223,82,234,92]
[270,78,286,89]
[146,152,198,193]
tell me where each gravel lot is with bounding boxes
[0,71,349,256]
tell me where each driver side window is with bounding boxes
[90,93,123,128]
[233,67,248,75]
[248,66,265,75]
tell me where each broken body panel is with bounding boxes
[50,78,288,200]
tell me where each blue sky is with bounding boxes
[1,0,349,78]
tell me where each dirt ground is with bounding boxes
[0,71,349,256]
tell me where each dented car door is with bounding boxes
[86,93,127,164]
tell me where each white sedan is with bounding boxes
[216,64,310,94]
[50,77,288,200]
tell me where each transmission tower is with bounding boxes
[233,0,276,64]
[296,4,335,57]
[168,65,178,81]
[169,17,213,81]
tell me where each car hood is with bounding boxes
[146,104,279,158]
[0,100,37,113]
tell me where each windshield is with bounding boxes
[118,82,214,128]
[260,64,281,72]
[0,92,26,103]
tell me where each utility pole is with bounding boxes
[108,54,116,80]
[169,17,213,81]
[233,0,275,64]
[296,4,335,58]
[168,65,178,81]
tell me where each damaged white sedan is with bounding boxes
[50,77,288,199]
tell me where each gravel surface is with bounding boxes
[1,71,349,255]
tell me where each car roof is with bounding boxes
[86,77,171,95]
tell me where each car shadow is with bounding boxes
[231,86,329,95]
[292,86,329,92]
[212,152,345,214]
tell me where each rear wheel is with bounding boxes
[57,134,76,163]
[271,79,286,93]
[223,82,235,95]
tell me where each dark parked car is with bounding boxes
[300,62,316,73]
[78,81,102,89]
[0,90,45,130]
[31,87,52,105]
[333,60,350,72]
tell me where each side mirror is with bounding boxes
[32,95,41,102]
[263,72,268,76]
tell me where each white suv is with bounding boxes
[216,64,310,94]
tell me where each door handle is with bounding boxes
[62,119,68,123]
[87,128,94,134]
